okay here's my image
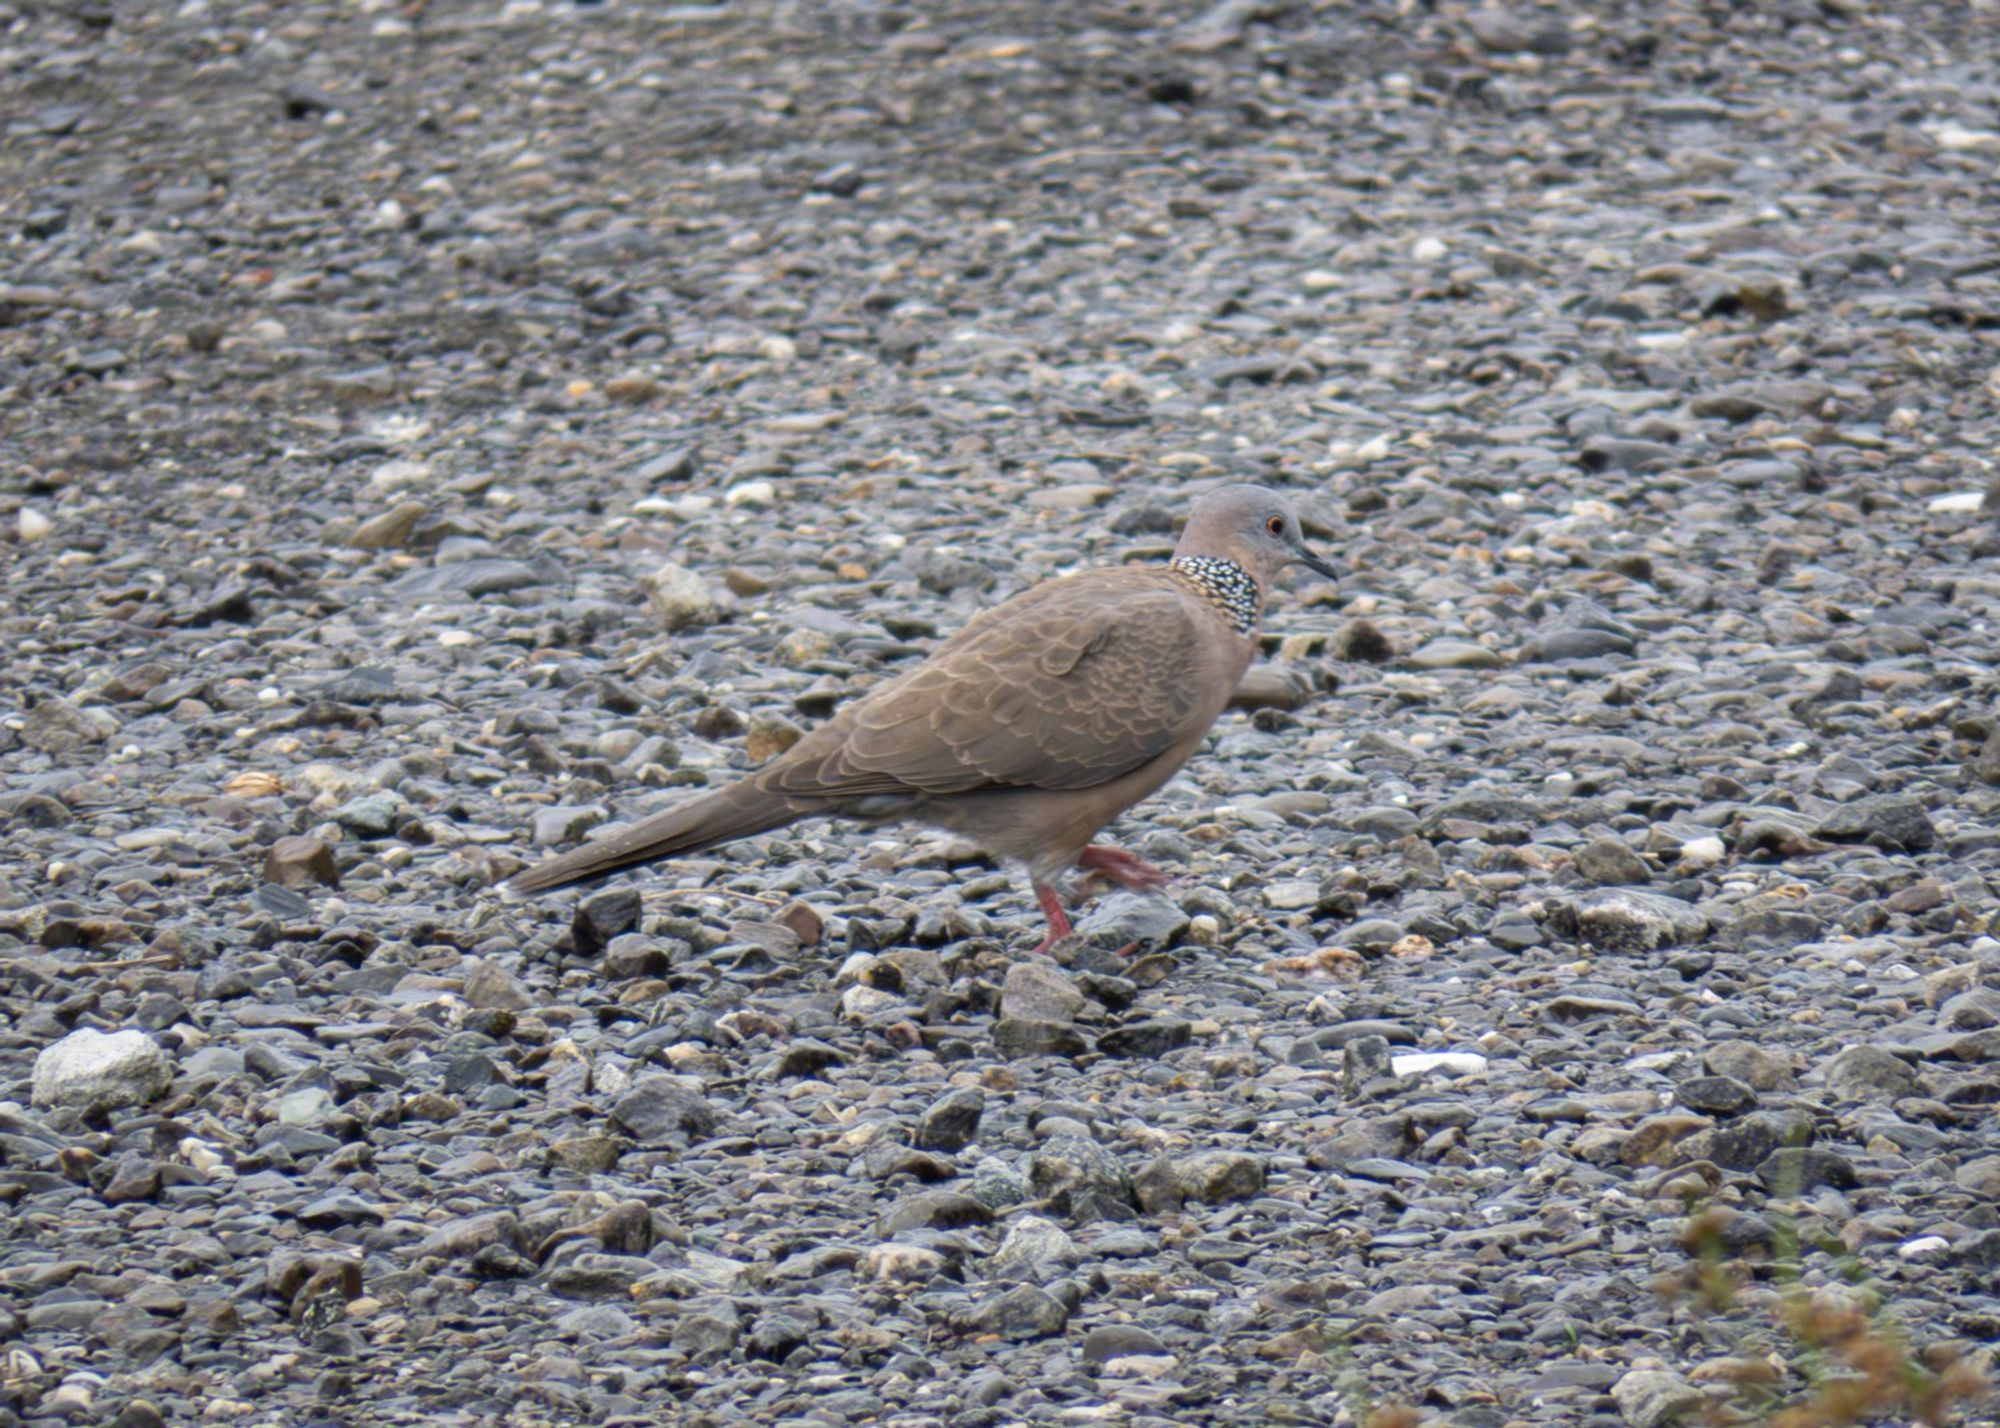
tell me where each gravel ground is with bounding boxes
[5,0,2000,1424]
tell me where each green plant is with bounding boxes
[1662,1202,1988,1427]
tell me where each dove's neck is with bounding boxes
[1171,556,1261,636]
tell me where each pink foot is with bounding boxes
[1078,844,1171,893]
[1027,880,1073,954]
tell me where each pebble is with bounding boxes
[642,562,720,631]
[348,501,427,551]
[1612,1370,1705,1428]
[32,1029,173,1110]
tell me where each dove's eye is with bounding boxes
[1265,516,1284,535]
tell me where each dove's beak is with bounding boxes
[1292,543,1338,581]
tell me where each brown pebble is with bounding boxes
[264,835,340,890]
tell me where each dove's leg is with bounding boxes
[1078,844,1171,892]
[1028,881,1074,953]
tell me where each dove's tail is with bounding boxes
[501,782,805,896]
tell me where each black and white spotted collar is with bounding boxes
[1172,555,1262,635]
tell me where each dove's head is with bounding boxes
[1175,484,1337,590]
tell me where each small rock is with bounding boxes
[1391,1050,1488,1077]
[1820,1045,1916,1102]
[1704,1040,1796,1091]
[915,1087,985,1152]
[1812,794,1936,852]
[876,1189,993,1236]
[671,1311,740,1359]
[572,887,641,956]
[276,1087,333,1127]
[1576,890,1709,952]
[332,793,400,837]
[263,835,339,890]
[1954,1155,2000,1198]
[603,371,662,403]
[1756,1147,1858,1193]
[348,501,427,551]
[1073,892,1189,949]
[1677,1075,1757,1116]
[1082,1324,1169,1366]
[23,697,119,755]
[33,1028,173,1111]
[958,1285,1069,1341]
[746,714,804,761]
[1177,1150,1267,1204]
[999,962,1087,1023]
[1576,835,1651,886]
[990,1215,1078,1277]
[461,959,531,1011]
[611,1078,721,1146]
[532,805,604,846]
[1096,1019,1192,1058]
[1612,1369,1704,1428]
[643,562,720,631]
[994,1020,1088,1058]
[1028,1133,1135,1222]
[1407,638,1504,670]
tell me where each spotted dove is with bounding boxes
[504,484,1334,949]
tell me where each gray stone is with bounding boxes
[1081,1324,1169,1365]
[263,835,340,889]
[611,1078,720,1146]
[643,562,720,631]
[1575,835,1652,886]
[461,958,532,1011]
[332,794,400,837]
[989,1215,1078,1277]
[915,1087,985,1152]
[23,697,119,755]
[572,887,642,956]
[958,1285,1068,1341]
[32,1028,173,1110]
[1577,890,1709,951]
[1073,892,1189,949]
[1028,1133,1135,1222]
[1813,794,1936,852]
[1821,1044,1917,1102]
[999,962,1087,1024]
[1955,1155,2000,1197]
[1611,1369,1704,1428]
[993,1020,1089,1059]
[533,804,605,846]
[1704,1040,1797,1091]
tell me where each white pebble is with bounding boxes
[1898,1236,1950,1259]
[17,508,52,542]
[1391,1051,1488,1078]
[1411,235,1448,262]
[436,630,476,648]
[369,458,431,492]
[1931,122,2000,151]
[1677,835,1727,871]
[725,480,776,508]
[1927,491,1985,514]
[1300,269,1341,293]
